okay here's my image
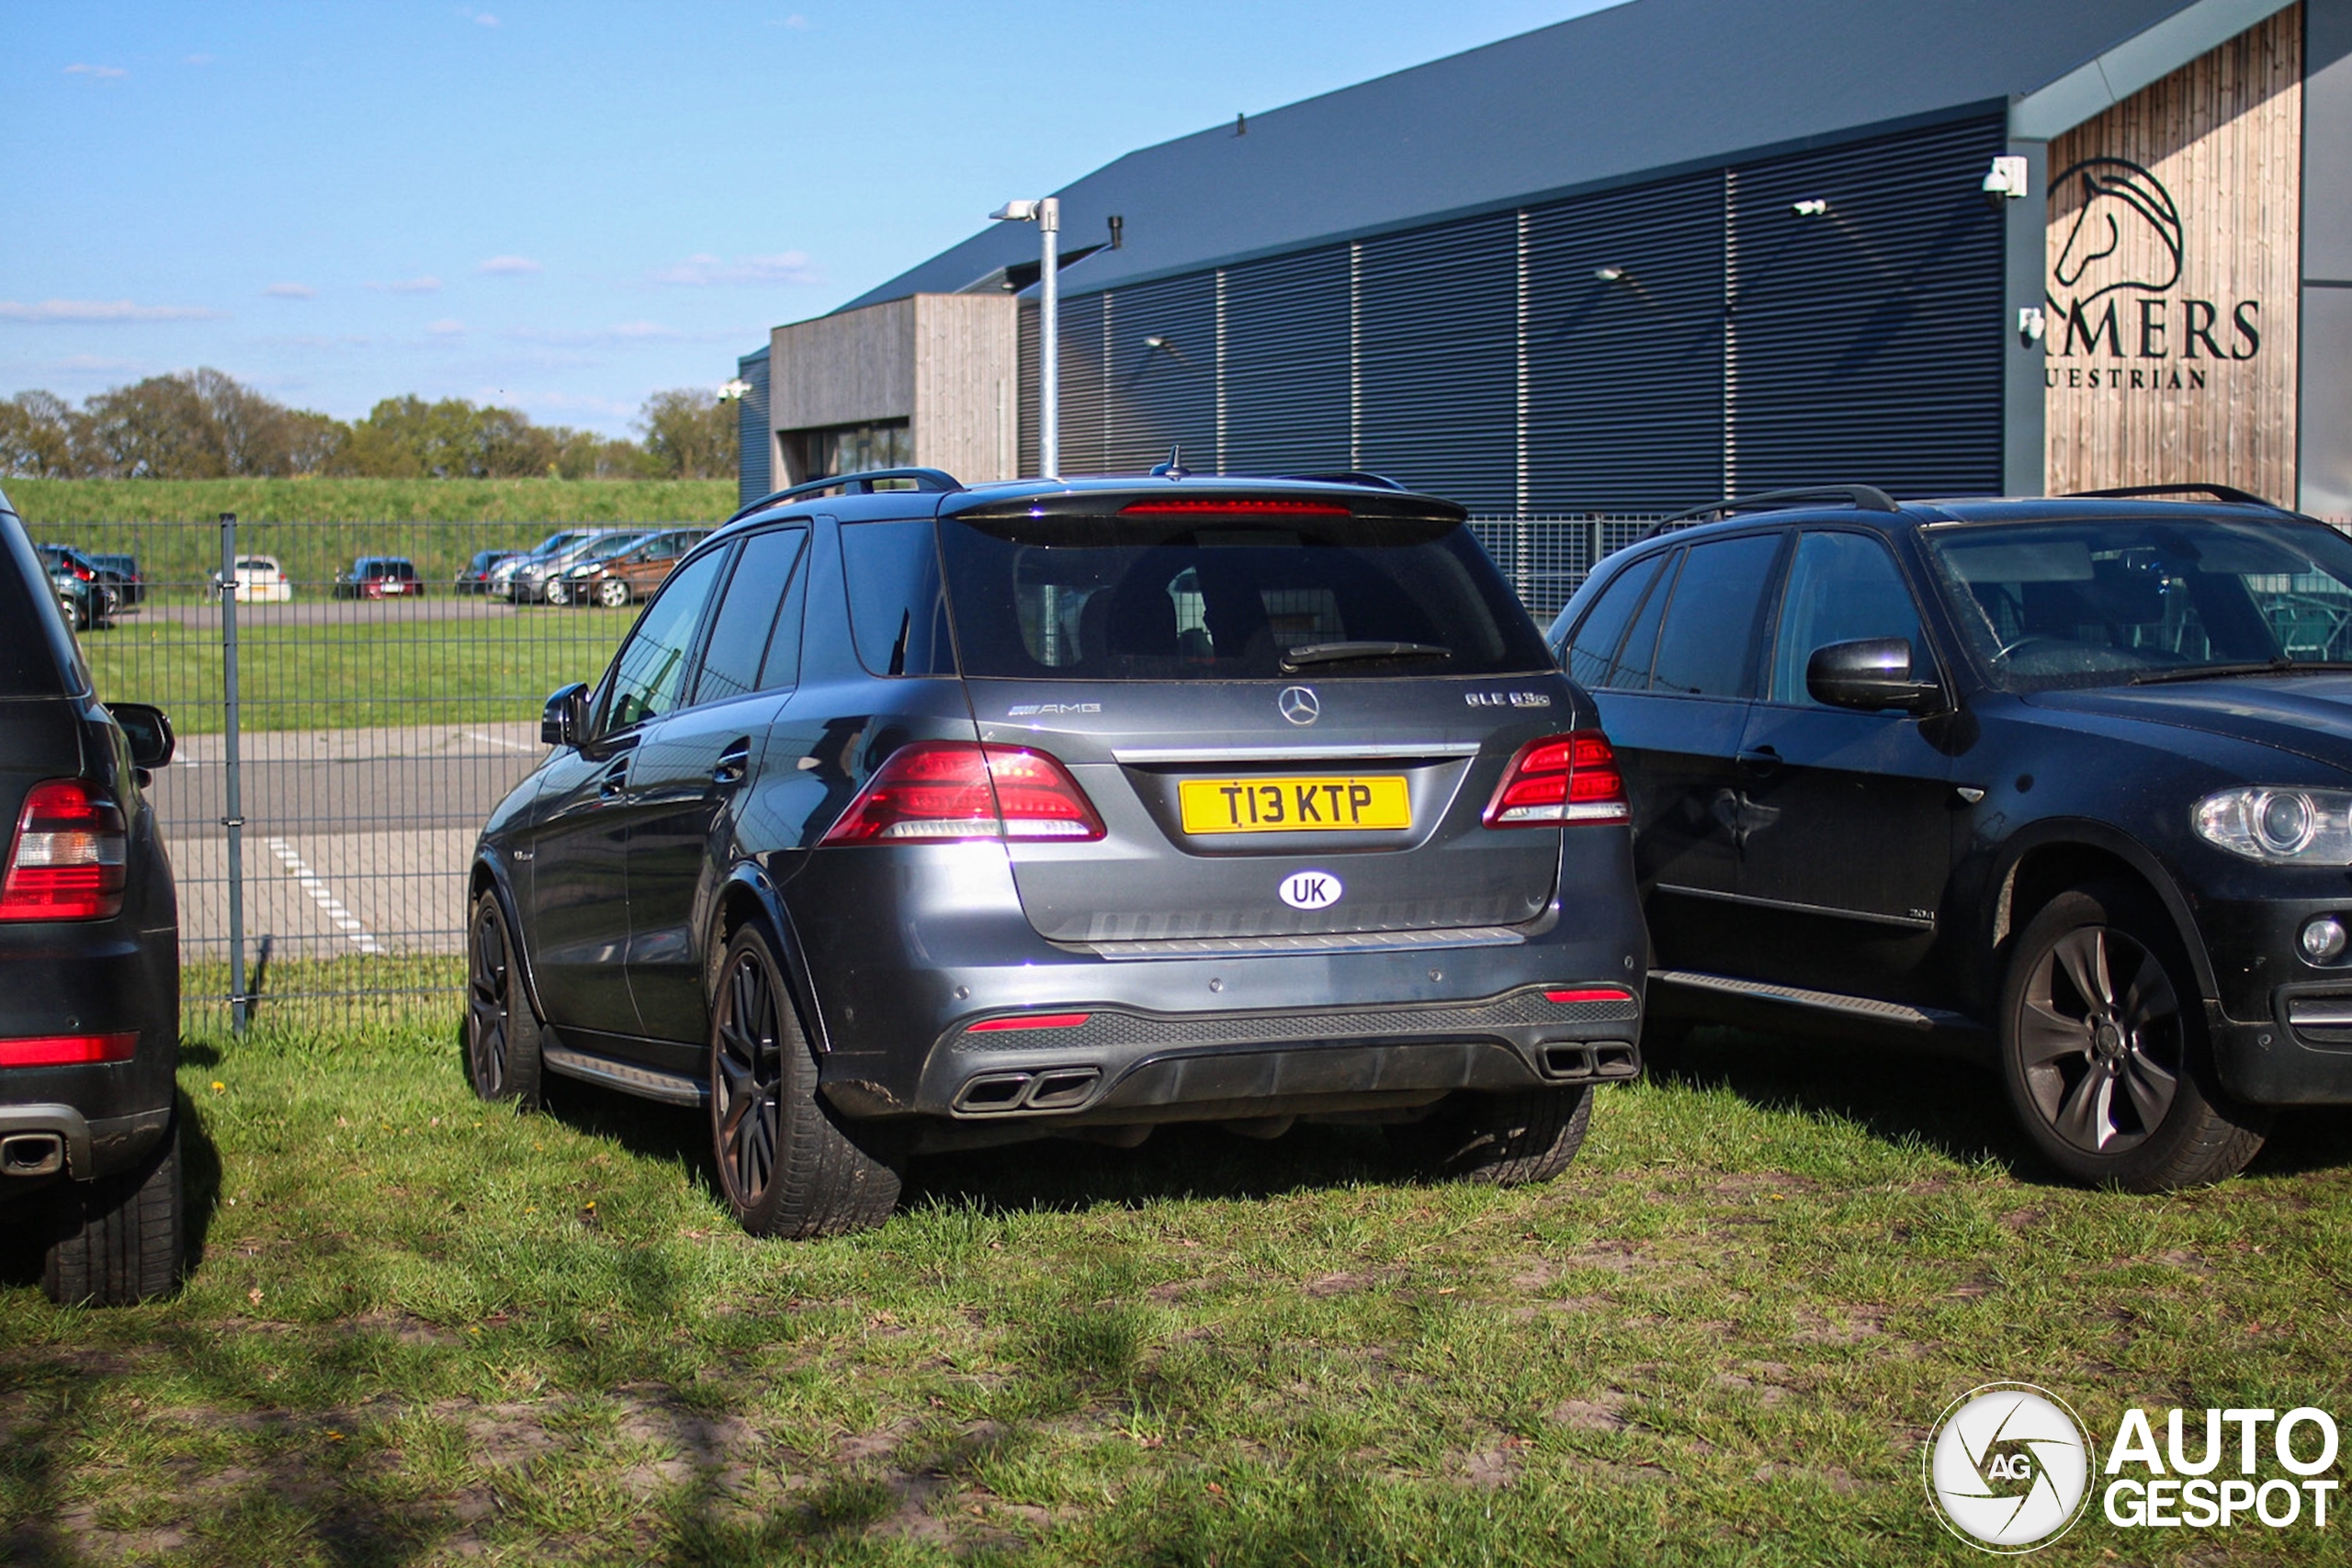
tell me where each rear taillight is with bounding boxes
[0,781,129,920]
[1484,731,1629,828]
[0,1032,136,1067]
[820,742,1106,845]
[72,563,94,581]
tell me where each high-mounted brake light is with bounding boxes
[1484,731,1629,828]
[820,742,1106,845]
[1117,499,1351,516]
[0,780,128,920]
[0,1032,137,1067]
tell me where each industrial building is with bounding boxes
[739,0,2352,526]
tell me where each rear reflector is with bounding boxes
[1484,731,1629,828]
[967,1012,1093,1033]
[1544,987,1634,1005]
[0,780,129,920]
[0,1032,136,1067]
[820,742,1106,845]
[1118,499,1351,516]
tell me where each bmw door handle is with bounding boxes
[1736,746,1781,776]
[712,739,752,789]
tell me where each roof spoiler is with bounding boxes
[729,467,964,523]
[1642,485,1899,540]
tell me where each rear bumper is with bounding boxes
[781,840,1649,1126]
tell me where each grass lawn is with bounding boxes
[7,1011,2352,1564]
[83,613,629,735]
[6,479,738,527]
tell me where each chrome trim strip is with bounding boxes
[1082,924,1527,961]
[2287,1000,2352,1027]
[1650,969,1970,1030]
[1655,884,1936,931]
[1111,742,1484,764]
[542,1044,707,1106]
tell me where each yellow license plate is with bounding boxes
[1178,775,1412,833]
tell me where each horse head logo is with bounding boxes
[2051,158,2183,303]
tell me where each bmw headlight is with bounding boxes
[2194,788,2352,863]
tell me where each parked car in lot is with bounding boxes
[87,553,143,609]
[487,529,606,601]
[455,548,519,595]
[1550,483,2352,1192]
[35,546,114,632]
[469,469,1646,1237]
[0,488,184,1303]
[227,554,293,604]
[334,556,423,600]
[40,546,134,616]
[503,530,636,604]
[550,527,709,607]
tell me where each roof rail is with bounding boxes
[1641,484,1899,540]
[728,467,964,523]
[2066,483,2279,509]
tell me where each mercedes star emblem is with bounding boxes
[1279,685,1320,726]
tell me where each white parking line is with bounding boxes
[265,837,383,953]
[462,729,542,752]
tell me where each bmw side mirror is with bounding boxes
[542,682,591,748]
[108,702,175,770]
[1806,637,1943,714]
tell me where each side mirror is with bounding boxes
[1806,637,1943,714]
[107,702,175,770]
[542,682,591,748]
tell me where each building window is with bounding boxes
[779,420,912,483]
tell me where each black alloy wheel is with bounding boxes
[465,891,543,1107]
[707,924,900,1238]
[1998,883,2267,1190]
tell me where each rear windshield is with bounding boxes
[938,513,1551,680]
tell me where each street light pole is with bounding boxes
[989,197,1060,479]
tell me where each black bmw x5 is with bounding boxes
[469,471,1648,1236]
[1551,485,2352,1191]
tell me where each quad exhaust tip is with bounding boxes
[1540,1042,1639,1081]
[953,1066,1103,1114]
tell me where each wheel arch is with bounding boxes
[1983,821,2220,1004]
[467,852,551,1024]
[711,861,833,1054]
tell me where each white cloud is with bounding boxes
[458,7,500,25]
[650,251,821,287]
[0,299,224,323]
[784,14,810,28]
[186,53,216,66]
[44,354,144,375]
[263,282,315,299]
[503,321,684,344]
[62,63,128,78]
[427,319,467,335]
[479,254,543,276]
[367,276,442,294]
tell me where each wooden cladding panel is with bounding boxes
[2044,5,2301,502]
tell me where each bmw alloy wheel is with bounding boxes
[2014,922,2178,1156]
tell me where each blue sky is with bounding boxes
[7,1,1614,436]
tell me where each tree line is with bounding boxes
[0,369,738,481]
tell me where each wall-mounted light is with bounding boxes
[1593,265,1628,283]
[1143,334,1192,365]
[1982,154,2030,207]
[1108,214,1125,250]
[1791,198,1829,218]
[2018,306,2047,347]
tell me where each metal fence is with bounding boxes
[51,513,1652,1028]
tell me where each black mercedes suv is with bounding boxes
[469,469,1647,1236]
[1550,484,2352,1192]
[0,488,183,1303]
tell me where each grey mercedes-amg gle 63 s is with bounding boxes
[467,469,1648,1236]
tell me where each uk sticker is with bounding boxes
[1280,871,1343,909]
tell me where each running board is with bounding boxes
[542,1043,707,1105]
[1650,970,1972,1032]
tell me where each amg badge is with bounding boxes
[1279,870,1343,910]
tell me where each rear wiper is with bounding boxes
[2130,658,2352,685]
[1279,640,1452,672]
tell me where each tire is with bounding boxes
[595,578,630,610]
[1998,881,2269,1191]
[545,579,569,606]
[708,924,900,1238]
[1387,1084,1593,1185]
[465,890,545,1109]
[42,1118,185,1306]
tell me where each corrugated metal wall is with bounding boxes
[1022,113,2008,508]
[735,348,771,509]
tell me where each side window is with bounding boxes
[842,519,954,676]
[1603,547,1680,691]
[1769,531,1929,705]
[1563,552,1667,689]
[599,547,729,733]
[694,527,808,706]
[1649,533,1781,698]
[760,539,812,692]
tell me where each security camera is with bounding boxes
[1982,155,2030,208]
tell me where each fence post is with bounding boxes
[218,513,249,1034]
